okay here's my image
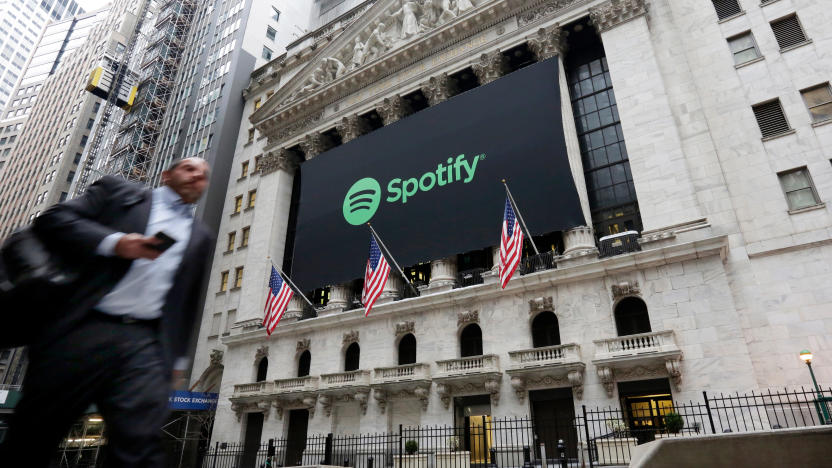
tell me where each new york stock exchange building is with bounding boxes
[189,0,832,465]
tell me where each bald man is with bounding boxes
[0,158,215,467]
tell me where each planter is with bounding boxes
[655,432,686,439]
[435,451,470,468]
[595,437,637,465]
[393,454,429,468]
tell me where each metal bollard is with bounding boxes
[522,446,532,468]
[368,457,374,468]
[558,440,567,468]
[344,458,350,467]
[490,448,496,466]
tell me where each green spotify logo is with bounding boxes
[343,177,382,226]
[342,153,485,225]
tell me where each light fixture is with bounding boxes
[799,349,813,364]
[88,417,103,422]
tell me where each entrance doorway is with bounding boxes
[285,409,309,466]
[454,395,492,465]
[241,412,264,468]
[530,388,578,461]
[617,379,673,444]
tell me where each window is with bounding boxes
[59,192,67,202]
[254,99,261,111]
[460,323,483,357]
[73,153,81,164]
[801,83,832,123]
[297,350,311,377]
[66,170,75,184]
[240,226,250,247]
[770,15,809,50]
[711,0,742,21]
[778,167,820,211]
[256,357,268,382]
[241,161,249,178]
[261,46,272,61]
[227,232,236,251]
[344,342,360,371]
[234,266,244,288]
[752,99,791,138]
[225,310,236,334]
[79,135,87,147]
[219,271,229,292]
[614,297,651,336]
[266,26,276,41]
[531,312,561,348]
[247,189,256,209]
[233,195,242,214]
[247,128,255,142]
[86,118,94,129]
[727,32,761,65]
[271,7,280,22]
[398,333,417,365]
[210,312,222,336]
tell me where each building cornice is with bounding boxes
[588,0,647,33]
[221,235,728,347]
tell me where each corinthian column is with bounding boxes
[471,50,509,85]
[299,131,328,159]
[376,95,412,125]
[420,73,457,106]
[428,257,457,291]
[336,114,368,143]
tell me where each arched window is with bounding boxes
[297,350,311,377]
[614,297,651,336]
[344,342,360,372]
[460,324,483,357]
[531,312,561,348]
[256,357,268,382]
[398,334,417,365]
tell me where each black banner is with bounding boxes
[290,57,584,288]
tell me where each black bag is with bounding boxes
[0,227,79,348]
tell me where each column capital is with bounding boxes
[336,114,369,143]
[258,148,299,176]
[527,24,566,61]
[589,0,648,33]
[420,73,457,106]
[300,131,328,159]
[376,95,412,125]
[472,50,509,86]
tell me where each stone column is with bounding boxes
[589,0,703,232]
[238,148,299,322]
[427,257,457,291]
[558,226,599,267]
[377,271,402,305]
[480,246,502,285]
[320,283,350,316]
[299,131,327,159]
[376,95,412,125]
[471,50,509,85]
[420,73,457,106]
[283,296,305,321]
[336,114,368,143]
[527,24,593,228]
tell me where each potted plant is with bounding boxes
[661,412,685,437]
[436,436,470,468]
[395,440,428,468]
[595,419,637,465]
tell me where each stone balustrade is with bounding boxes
[320,370,372,389]
[373,363,431,384]
[594,330,679,360]
[232,381,273,397]
[274,376,319,393]
[435,354,500,377]
[508,343,582,368]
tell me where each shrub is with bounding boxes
[405,440,418,455]
[664,412,684,434]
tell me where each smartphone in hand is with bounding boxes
[150,231,177,252]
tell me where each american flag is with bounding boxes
[361,234,390,317]
[263,266,293,334]
[499,197,524,289]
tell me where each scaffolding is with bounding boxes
[105,0,198,184]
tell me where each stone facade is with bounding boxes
[190,0,832,445]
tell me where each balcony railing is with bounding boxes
[508,343,581,368]
[232,381,273,397]
[435,354,500,377]
[274,376,318,393]
[373,363,431,384]
[598,231,641,258]
[594,330,679,360]
[519,250,557,275]
[456,268,488,288]
[320,370,371,389]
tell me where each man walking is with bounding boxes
[0,158,214,467]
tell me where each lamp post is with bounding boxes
[799,350,830,424]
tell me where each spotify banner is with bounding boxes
[290,57,584,288]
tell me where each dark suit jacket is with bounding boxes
[31,175,214,372]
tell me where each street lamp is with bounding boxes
[799,349,830,424]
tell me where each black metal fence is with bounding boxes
[203,387,831,468]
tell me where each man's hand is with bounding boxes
[114,233,162,260]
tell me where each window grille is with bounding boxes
[770,15,808,50]
[712,0,742,20]
[752,99,790,138]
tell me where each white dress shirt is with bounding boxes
[95,185,194,320]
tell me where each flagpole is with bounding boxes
[502,179,540,255]
[367,223,420,297]
[268,257,316,310]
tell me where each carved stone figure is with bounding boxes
[364,23,392,63]
[350,37,365,69]
[299,66,326,94]
[419,0,439,31]
[322,57,346,80]
[389,1,421,39]
[455,0,474,14]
